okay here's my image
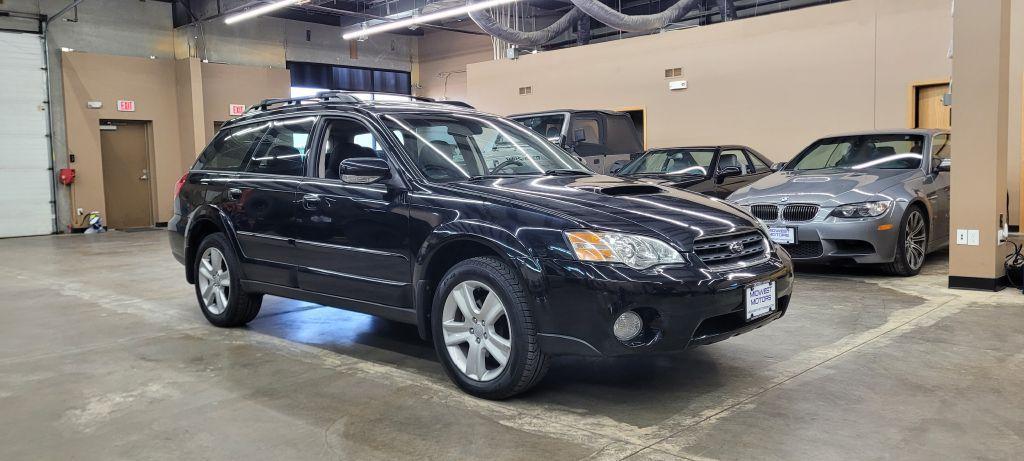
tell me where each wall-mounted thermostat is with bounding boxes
[669,80,688,91]
[87,101,103,109]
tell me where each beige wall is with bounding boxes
[62,53,184,224]
[200,62,291,142]
[61,52,291,226]
[417,28,493,101]
[467,0,952,161]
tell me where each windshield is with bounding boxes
[382,112,589,182]
[509,113,566,143]
[619,148,716,176]
[787,134,925,171]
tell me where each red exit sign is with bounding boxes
[229,104,246,116]
[116,100,136,112]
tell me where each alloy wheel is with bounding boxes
[440,280,512,382]
[904,211,927,270]
[197,247,231,315]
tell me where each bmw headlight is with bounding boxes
[829,200,892,218]
[565,231,685,269]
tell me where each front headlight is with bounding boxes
[829,200,892,218]
[565,231,685,269]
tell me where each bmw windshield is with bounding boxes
[382,112,590,182]
[619,148,716,176]
[786,134,925,171]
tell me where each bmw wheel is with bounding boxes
[194,233,263,327]
[884,207,928,276]
[431,257,549,399]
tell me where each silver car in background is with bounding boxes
[729,129,951,276]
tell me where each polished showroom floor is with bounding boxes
[1,231,1022,460]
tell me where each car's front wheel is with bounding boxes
[194,233,263,327]
[884,206,928,276]
[431,257,549,399]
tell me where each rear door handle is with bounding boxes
[227,188,242,200]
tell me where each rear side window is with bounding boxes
[194,124,266,171]
[244,117,316,176]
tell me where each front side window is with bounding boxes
[787,134,925,171]
[194,123,266,171]
[718,149,749,174]
[510,113,566,142]
[319,118,383,179]
[932,134,951,160]
[619,148,715,177]
[382,112,588,182]
[746,151,771,173]
[244,117,316,176]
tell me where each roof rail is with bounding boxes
[242,90,476,115]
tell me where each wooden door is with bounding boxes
[100,121,153,229]
[915,84,951,129]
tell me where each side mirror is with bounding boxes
[573,128,587,143]
[934,158,951,173]
[339,157,391,184]
[770,162,786,172]
[715,166,742,184]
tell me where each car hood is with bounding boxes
[729,168,920,207]
[441,175,757,248]
[621,174,709,188]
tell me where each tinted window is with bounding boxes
[511,114,566,142]
[244,117,316,176]
[745,150,771,173]
[719,149,749,174]
[619,148,715,176]
[932,134,951,160]
[194,124,265,171]
[603,114,644,155]
[571,116,603,157]
[319,118,383,179]
[788,134,925,171]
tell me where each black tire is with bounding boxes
[883,206,928,276]
[431,256,549,399]
[193,233,263,327]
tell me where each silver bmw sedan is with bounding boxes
[729,129,951,276]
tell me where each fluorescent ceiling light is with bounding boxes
[225,0,305,25]
[342,0,519,40]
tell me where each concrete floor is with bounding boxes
[1,231,1022,460]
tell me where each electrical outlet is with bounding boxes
[967,229,980,246]
[956,229,968,245]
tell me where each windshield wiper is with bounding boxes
[543,169,591,176]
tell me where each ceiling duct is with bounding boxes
[567,0,701,33]
[467,0,584,46]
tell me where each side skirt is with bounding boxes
[241,280,418,324]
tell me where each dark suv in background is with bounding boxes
[169,92,794,399]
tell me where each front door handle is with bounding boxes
[302,193,322,209]
[227,188,242,200]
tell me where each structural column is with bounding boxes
[948,1,1013,290]
[174,57,207,166]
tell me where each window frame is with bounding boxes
[240,115,318,178]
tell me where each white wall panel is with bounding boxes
[0,32,53,237]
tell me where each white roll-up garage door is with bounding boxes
[0,32,54,238]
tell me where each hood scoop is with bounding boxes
[792,176,832,183]
[579,184,664,196]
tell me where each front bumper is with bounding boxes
[761,213,901,264]
[532,251,794,357]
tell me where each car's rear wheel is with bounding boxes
[431,256,549,399]
[194,233,262,327]
[883,206,928,276]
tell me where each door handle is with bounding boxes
[227,188,242,200]
[302,194,322,209]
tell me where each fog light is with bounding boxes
[613,311,643,341]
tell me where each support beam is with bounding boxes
[948,0,1013,291]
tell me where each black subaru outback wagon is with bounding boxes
[169,92,794,399]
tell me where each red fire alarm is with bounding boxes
[59,168,76,185]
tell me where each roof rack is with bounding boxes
[243,90,476,115]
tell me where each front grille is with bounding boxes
[782,241,824,259]
[781,205,819,222]
[750,205,778,221]
[693,230,770,270]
